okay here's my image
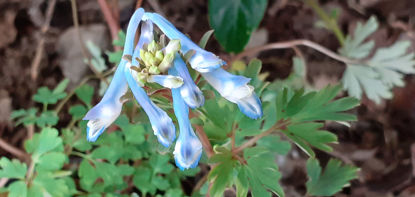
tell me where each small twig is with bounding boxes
[0,178,8,188]
[97,0,121,50]
[25,160,35,184]
[232,39,361,65]
[70,0,109,85]
[233,120,290,154]
[192,172,208,195]
[27,124,34,140]
[136,0,143,9]
[30,0,57,80]
[0,138,28,160]
[194,125,214,158]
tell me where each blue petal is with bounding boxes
[124,64,176,147]
[202,68,263,119]
[236,92,263,119]
[133,20,154,65]
[147,75,183,88]
[202,68,251,102]
[143,12,225,72]
[171,87,202,170]
[83,8,145,141]
[169,55,204,108]
[86,126,106,142]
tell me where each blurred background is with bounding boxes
[1,0,415,196]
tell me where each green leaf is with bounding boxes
[283,122,337,157]
[306,158,358,196]
[107,50,123,64]
[208,148,237,197]
[91,146,121,164]
[0,157,27,179]
[208,0,267,52]
[32,173,70,196]
[133,166,157,195]
[122,124,145,145]
[202,99,235,141]
[12,108,38,126]
[53,79,70,95]
[33,87,66,104]
[149,154,174,174]
[79,159,99,191]
[86,41,107,73]
[199,30,214,49]
[37,152,67,171]
[242,148,284,197]
[25,127,63,158]
[8,181,27,197]
[10,109,27,119]
[257,135,291,155]
[274,86,358,156]
[113,30,126,47]
[284,86,359,122]
[36,111,59,127]
[75,84,94,106]
[340,16,415,103]
[69,104,87,119]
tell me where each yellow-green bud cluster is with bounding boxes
[125,39,182,87]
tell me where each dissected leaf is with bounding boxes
[0,157,27,179]
[33,87,66,104]
[340,16,415,103]
[25,127,63,158]
[241,147,284,197]
[275,86,358,156]
[208,148,237,197]
[306,158,358,196]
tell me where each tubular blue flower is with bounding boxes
[171,83,202,170]
[169,55,204,108]
[83,8,145,142]
[202,68,263,119]
[143,13,225,73]
[124,61,176,147]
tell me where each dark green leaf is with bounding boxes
[306,158,358,196]
[75,84,94,106]
[69,105,87,119]
[208,0,267,52]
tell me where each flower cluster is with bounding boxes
[83,8,262,170]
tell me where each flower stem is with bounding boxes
[233,39,362,65]
[232,119,290,154]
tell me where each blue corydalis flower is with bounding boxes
[170,75,202,170]
[143,12,225,73]
[83,8,144,142]
[202,68,263,119]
